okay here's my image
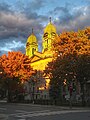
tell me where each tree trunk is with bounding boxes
[7,90,12,103]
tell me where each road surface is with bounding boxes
[0,103,90,120]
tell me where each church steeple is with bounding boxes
[42,17,57,52]
[26,28,38,58]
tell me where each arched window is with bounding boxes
[51,32,56,36]
[43,33,48,40]
[26,42,30,47]
[43,32,48,37]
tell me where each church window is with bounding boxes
[51,32,56,36]
[43,32,48,37]
[47,39,48,44]
[26,42,30,47]
[32,48,35,55]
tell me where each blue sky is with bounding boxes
[0,0,90,55]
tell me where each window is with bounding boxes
[32,48,34,55]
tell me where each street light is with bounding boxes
[0,71,2,74]
[69,84,73,109]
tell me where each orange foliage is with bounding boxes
[52,27,90,58]
[1,51,34,81]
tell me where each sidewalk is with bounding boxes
[15,103,90,110]
[0,100,90,110]
[0,100,7,103]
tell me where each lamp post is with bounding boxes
[69,84,73,109]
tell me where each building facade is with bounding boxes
[25,18,58,101]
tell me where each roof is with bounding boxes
[27,33,37,44]
[44,22,56,34]
[30,51,52,63]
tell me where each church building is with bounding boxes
[25,18,58,100]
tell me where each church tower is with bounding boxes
[42,17,57,52]
[26,29,38,58]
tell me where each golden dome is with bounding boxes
[44,22,56,34]
[27,33,37,44]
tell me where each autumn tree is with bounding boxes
[0,51,35,102]
[52,28,90,58]
[45,27,90,104]
[45,54,77,103]
[1,51,34,80]
[0,57,6,99]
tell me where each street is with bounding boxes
[0,103,90,120]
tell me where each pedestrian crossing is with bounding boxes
[9,109,90,119]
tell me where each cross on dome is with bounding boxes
[49,17,51,23]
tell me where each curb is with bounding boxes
[11,103,90,110]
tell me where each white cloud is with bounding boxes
[55,5,90,32]
[0,40,25,52]
[0,0,90,55]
